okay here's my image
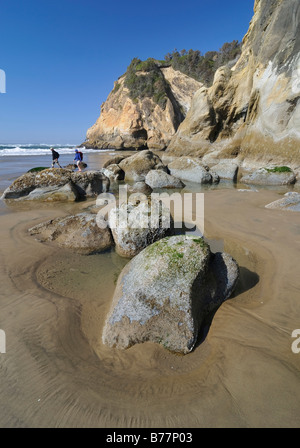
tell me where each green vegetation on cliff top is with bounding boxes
[164,41,241,85]
[124,57,171,109]
[122,41,241,109]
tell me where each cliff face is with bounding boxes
[167,0,300,165]
[82,67,201,151]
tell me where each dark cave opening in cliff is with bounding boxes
[132,129,148,140]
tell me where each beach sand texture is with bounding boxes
[1,175,300,428]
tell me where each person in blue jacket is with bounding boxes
[74,149,83,172]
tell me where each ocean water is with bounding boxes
[0,143,114,157]
[0,143,118,195]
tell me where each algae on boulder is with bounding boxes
[1,168,110,201]
[102,235,239,354]
[240,167,296,185]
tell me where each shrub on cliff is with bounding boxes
[165,40,241,85]
[123,40,241,108]
[124,58,170,109]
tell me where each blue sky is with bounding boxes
[0,0,254,144]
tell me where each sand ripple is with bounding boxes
[1,189,300,427]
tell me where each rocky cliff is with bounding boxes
[167,0,300,165]
[82,64,202,151]
[82,0,299,166]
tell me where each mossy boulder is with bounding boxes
[240,167,296,186]
[102,235,239,353]
[27,167,48,173]
[1,168,110,201]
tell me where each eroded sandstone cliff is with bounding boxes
[82,0,299,165]
[167,0,300,165]
[82,66,202,151]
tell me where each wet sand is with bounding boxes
[0,160,300,427]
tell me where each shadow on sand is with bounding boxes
[195,266,260,349]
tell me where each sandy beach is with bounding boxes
[0,151,299,428]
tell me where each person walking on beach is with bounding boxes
[74,149,83,172]
[50,147,62,168]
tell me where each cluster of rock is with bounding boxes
[101,151,300,187]
[1,168,110,202]
[29,207,239,353]
[2,155,241,354]
[23,163,176,257]
[28,213,113,255]
[28,198,174,257]
[179,0,300,166]
[81,0,300,168]
[240,167,297,186]
[101,150,241,187]
[14,0,300,354]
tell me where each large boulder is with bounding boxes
[145,170,185,189]
[118,150,168,182]
[64,162,88,170]
[168,157,217,184]
[102,164,125,182]
[102,235,239,354]
[1,168,110,201]
[28,213,113,254]
[70,170,110,197]
[1,169,70,199]
[127,182,153,196]
[108,200,173,258]
[22,182,80,202]
[103,155,129,168]
[240,167,296,186]
[265,192,300,212]
[210,160,239,182]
